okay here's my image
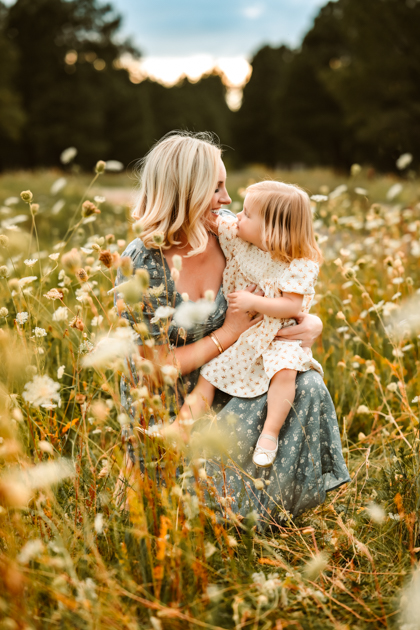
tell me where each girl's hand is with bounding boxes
[218,284,263,347]
[274,313,323,348]
[227,290,257,313]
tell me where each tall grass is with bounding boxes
[0,164,419,629]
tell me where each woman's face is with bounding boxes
[210,160,232,211]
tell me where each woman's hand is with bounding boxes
[218,284,263,347]
[274,313,323,348]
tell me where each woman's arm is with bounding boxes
[227,290,303,319]
[274,313,323,348]
[154,286,264,375]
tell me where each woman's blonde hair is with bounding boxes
[132,131,221,256]
[246,181,322,264]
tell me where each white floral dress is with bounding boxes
[201,214,323,397]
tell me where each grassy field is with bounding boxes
[0,164,419,629]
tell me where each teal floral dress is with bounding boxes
[117,211,350,526]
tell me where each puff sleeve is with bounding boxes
[278,259,319,295]
[217,213,238,260]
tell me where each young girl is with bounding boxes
[173,180,323,468]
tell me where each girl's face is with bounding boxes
[236,195,264,248]
[209,160,232,211]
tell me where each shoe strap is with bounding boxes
[259,433,277,444]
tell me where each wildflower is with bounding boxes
[52,306,68,322]
[171,267,180,282]
[61,248,82,273]
[0,235,9,247]
[303,552,329,580]
[94,513,104,534]
[24,258,38,267]
[94,195,105,204]
[18,539,44,564]
[205,289,215,301]
[366,365,375,374]
[57,365,65,379]
[4,196,18,206]
[311,194,328,203]
[173,299,216,330]
[82,328,138,369]
[357,405,370,414]
[0,307,8,318]
[254,478,265,490]
[50,177,67,195]
[337,326,349,333]
[48,253,60,261]
[39,440,53,454]
[99,250,113,268]
[150,305,175,323]
[60,146,77,164]
[75,268,88,283]
[133,221,144,236]
[351,163,361,176]
[396,153,412,170]
[70,316,84,332]
[30,203,39,215]
[95,160,106,174]
[0,265,9,278]
[19,276,37,287]
[161,364,179,384]
[336,311,346,320]
[172,254,182,270]
[412,396,419,404]
[43,288,63,300]
[20,190,33,203]
[181,292,189,301]
[82,200,100,218]
[387,183,402,201]
[366,502,386,524]
[387,383,398,392]
[392,348,404,357]
[204,542,217,558]
[33,327,47,337]
[119,256,133,277]
[150,617,163,630]
[105,160,124,172]
[152,232,165,246]
[355,187,368,195]
[23,374,61,408]
[91,315,103,327]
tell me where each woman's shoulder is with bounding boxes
[121,238,164,278]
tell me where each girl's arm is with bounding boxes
[227,290,303,319]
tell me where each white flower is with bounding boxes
[60,146,77,164]
[57,365,65,379]
[94,196,105,204]
[52,306,68,322]
[311,194,328,202]
[366,502,386,524]
[82,328,139,368]
[33,327,47,337]
[387,383,398,392]
[387,183,403,201]
[357,405,370,414]
[16,311,29,325]
[50,177,67,195]
[52,199,65,215]
[105,160,124,172]
[24,258,38,267]
[354,187,368,196]
[412,396,419,404]
[91,315,103,327]
[18,539,44,564]
[396,153,412,170]
[4,196,19,206]
[49,253,60,261]
[94,513,104,534]
[392,348,404,357]
[172,254,182,271]
[150,305,175,323]
[173,299,216,329]
[23,374,61,408]
[19,276,37,287]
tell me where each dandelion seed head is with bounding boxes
[366,502,386,524]
[23,374,60,408]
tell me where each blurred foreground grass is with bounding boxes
[0,165,419,629]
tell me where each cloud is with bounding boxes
[243,5,265,19]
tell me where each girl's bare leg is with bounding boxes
[171,375,216,432]
[258,369,297,450]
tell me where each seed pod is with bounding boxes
[99,250,113,268]
[95,160,106,174]
[76,268,88,283]
[20,190,33,203]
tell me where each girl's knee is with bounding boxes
[272,369,297,384]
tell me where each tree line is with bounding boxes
[0,0,419,172]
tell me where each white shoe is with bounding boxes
[252,433,278,468]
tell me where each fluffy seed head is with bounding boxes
[61,248,82,273]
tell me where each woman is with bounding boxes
[116,131,350,525]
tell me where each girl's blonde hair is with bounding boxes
[246,181,322,264]
[132,131,221,256]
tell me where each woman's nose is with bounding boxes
[220,189,232,205]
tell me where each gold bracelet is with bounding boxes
[209,332,224,354]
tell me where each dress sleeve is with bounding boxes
[115,239,174,345]
[217,213,238,259]
[278,259,319,295]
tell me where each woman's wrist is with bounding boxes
[214,325,236,351]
